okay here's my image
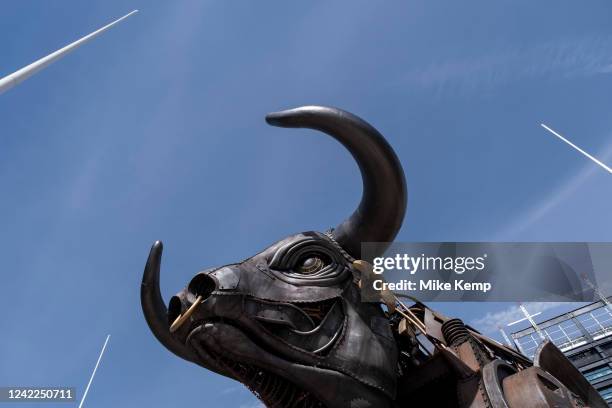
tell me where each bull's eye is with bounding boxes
[268,238,351,284]
[296,254,328,274]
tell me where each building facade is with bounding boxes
[510,298,612,405]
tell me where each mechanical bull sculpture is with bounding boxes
[141,106,606,407]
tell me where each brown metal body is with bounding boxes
[395,306,607,408]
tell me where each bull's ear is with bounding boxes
[352,260,396,311]
[351,260,367,284]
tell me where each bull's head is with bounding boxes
[141,106,407,407]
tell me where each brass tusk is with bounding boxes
[169,295,203,333]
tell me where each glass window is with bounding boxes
[584,366,612,383]
[576,306,612,339]
[600,385,612,401]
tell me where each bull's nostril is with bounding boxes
[188,274,217,300]
[168,296,182,326]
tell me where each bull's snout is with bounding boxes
[168,273,218,332]
[188,274,217,300]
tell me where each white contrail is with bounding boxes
[541,123,612,174]
[0,10,138,95]
[78,334,111,408]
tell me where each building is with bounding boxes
[510,298,612,404]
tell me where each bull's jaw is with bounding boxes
[186,320,393,408]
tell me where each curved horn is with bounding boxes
[265,106,407,259]
[141,241,197,362]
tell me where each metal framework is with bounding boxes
[512,298,612,358]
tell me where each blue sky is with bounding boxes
[1,1,611,407]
